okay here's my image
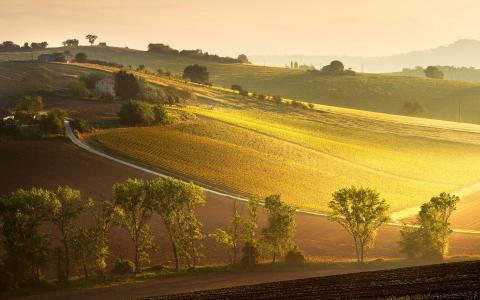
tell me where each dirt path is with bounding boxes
[11,269,362,300]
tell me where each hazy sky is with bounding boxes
[1,0,479,57]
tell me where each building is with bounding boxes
[94,77,115,97]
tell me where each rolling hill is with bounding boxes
[4,47,480,124]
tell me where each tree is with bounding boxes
[75,52,88,63]
[210,200,242,264]
[403,101,426,116]
[424,66,444,79]
[114,71,140,100]
[237,54,250,64]
[398,192,459,260]
[119,100,167,126]
[0,188,59,287]
[183,64,209,84]
[51,186,92,282]
[18,95,43,115]
[39,109,67,135]
[240,196,261,267]
[63,39,79,47]
[85,34,98,46]
[261,195,296,263]
[113,178,157,273]
[328,186,390,264]
[321,60,345,75]
[147,177,205,271]
[80,72,106,89]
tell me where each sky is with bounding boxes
[1,0,480,57]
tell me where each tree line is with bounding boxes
[0,41,48,52]
[0,179,459,290]
[148,43,250,64]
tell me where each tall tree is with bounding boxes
[51,186,92,282]
[261,195,296,263]
[85,34,98,46]
[328,186,390,263]
[399,192,459,260]
[210,200,242,264]
[113,178,157,273]
[0,188,59,287]
[147,177,205,271]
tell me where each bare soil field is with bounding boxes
[147,260,480,300]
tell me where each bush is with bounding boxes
[240,241,260,267]
[273,96,282,104]
[111,259,135,275]
[284,248,306,265]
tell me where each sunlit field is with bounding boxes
[88,97,480,213]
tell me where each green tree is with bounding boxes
[0,188,59,287]
[85,34,98,46]
[51,186,92,282]
[237,54,250,64]
[261,195,296,263]
[39,109,67,135]
[147,177,205,271]
[183,64,209,84]
[75,52,88,63]
[328,186,390,264]
[19,96,43,115]
[399,192,459,260]
[210,200,242,264]
[424,66,444,79]
[113,178,157,273]
[114,71,140,100]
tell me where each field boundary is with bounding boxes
[64,121,480,235]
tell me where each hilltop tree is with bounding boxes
[321,60,345,75]
[183,64,209,84]
[51,186,92,282]
[237,54,250,64]
[424,66,444,79]
[328,186,390,264]
[398,192,459,260]
[147,177,205,271]
[261,195,296,263]
[0,188,59,287]
[63,39,79,47]
[113,178,157,273]
[86,34,98,46]
[114,71,140,100]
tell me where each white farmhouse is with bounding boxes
[94,77,116,97]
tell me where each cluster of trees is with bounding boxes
[0,96,66,138]
[315,60,356,76]
[118,100,169,126]
[0,41,48,52]
[148,43,250,64]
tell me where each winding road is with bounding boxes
[64,121,480,235]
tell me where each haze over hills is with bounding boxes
[250,39,480,72]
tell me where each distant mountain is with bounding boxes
[250,39,480,73]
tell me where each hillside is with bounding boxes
[149,260,480,299]
[251,39,480,72]
[4,47,480,123]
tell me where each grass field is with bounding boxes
[4,47,480,123]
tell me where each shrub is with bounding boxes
[111,259,135,275]
[308,103,314,109]
[240,241,260,267]
[258,94,266,101]
[273,96,282,104]
[284,248,306,265]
